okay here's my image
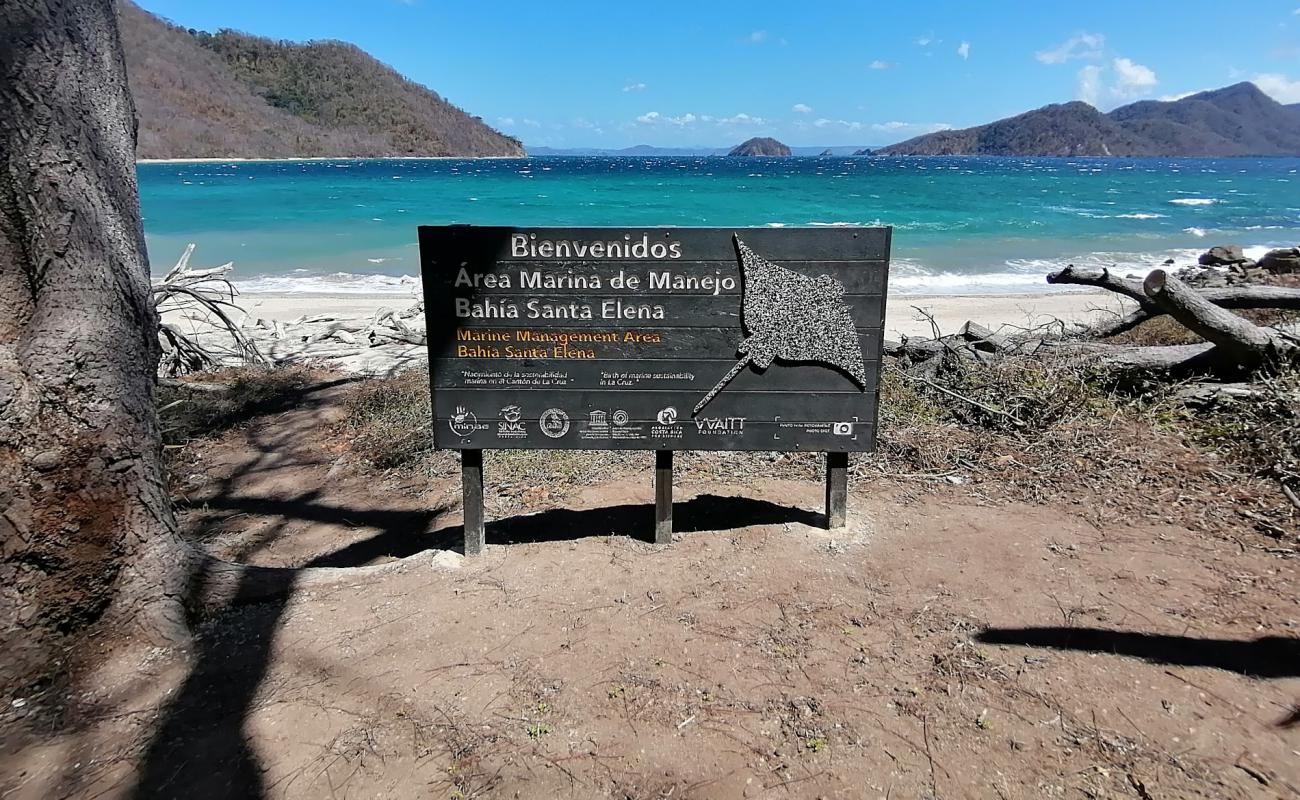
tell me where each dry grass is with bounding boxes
[157,366,317,446]
[335,348,1296,544]
[876,351,1298,543]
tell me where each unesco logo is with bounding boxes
[539,408,570,438]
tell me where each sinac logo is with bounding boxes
[656,406,678,426]
[501,405,523,424]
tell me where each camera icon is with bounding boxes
[831,421,854,436]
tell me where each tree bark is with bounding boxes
[1,0,194,696]
[1143,269,1298,368]
[1047,265,1300,338]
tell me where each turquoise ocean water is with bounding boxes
[137,156,1300,294]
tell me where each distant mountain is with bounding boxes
[119,1,523,159]
[729,137,792,156]
[877,82,1300,157]
[526,144,876,157]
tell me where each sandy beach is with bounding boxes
[159,287,1137,375]
[232,288,1131,340]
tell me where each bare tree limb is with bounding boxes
[1046,265,1153,308]
[1143,270,1297,366]
[1049,265,1300,339]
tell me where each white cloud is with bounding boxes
[792,103,813,113]
[718,112,766,125]
[622,82,646,93]
[496,117,515,126]
[957,41,970,60]
[1112,57,1157,96]
[813,118,865,130]
[1077,64,1103,106]
[1254,72,1300,103]
[915,32,937,47]
[521,118,541,128]
[1036,32,1106,64]
[635,111,698,126]
[872,121,952,136]
[747,30,768,44]
[868,60,893,70]
[634,111,764,127]
[1074,58,1158,107]
[1158,90,1203,102]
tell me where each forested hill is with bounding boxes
[118,1,523,159]
[877,82,1300,157]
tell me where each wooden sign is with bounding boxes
[420,226,890,452]
[418,226,891,552]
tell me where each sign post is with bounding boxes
[419,226,890,552]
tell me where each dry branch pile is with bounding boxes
[880,253,1299,541]
[153,244,429,376]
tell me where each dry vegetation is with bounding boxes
[336,351,1297,547]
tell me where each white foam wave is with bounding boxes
[236,272,420,294]
[1184,227,1208,237]
[1116,213,1165,219]
[1169,198,1217,206]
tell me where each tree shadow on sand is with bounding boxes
[132,491,821,798]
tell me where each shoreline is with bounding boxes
[137,155,524,164]
[231,288,1131,340]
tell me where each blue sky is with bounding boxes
[135,0,1300,148]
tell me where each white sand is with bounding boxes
[165,289,1134,376]
[234,289,1133,339]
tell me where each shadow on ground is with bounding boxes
[977,626,1300,679]
[134,487,822,799]
[184,492,825,567]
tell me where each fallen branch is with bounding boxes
[1048,265,1300,339]
[1143,269,1298,369]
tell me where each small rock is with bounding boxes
[29,451,61,471]
[1258,246,1300,275]
[1198,244,1247,266]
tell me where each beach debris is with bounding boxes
[154,244,269,375]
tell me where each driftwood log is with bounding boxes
[1040,268,1300,379]
[1047,265,1300,337]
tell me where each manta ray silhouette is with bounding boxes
[692,235,868,416]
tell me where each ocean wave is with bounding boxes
[1169,198,1218,206]
[1184,227,1208,237]
[236,272,421,294]
[1116,213,1166,220]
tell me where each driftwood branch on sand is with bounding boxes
[1047,265,1300,338]
[895,263,1297,393]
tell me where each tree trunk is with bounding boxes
[1047,265,1300,338]
[1143,269,1298,369]
[1,0,194,697]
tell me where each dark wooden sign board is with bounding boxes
[419,226,891,553]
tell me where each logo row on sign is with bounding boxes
[447,405,858,441]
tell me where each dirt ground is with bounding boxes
[10,380,1299,799]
